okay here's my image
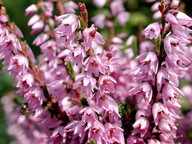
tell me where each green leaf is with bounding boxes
[80,97,89,107]
[66,61,76,82]
[90,139,97,144]
[79,18,87,28]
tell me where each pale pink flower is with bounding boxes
[104,123,125,144]
[151,2,160,12]
[25,4,37,16]
[172,25,192,41]
[41,1,54,17]
[28,15,40,26]
[129,82,153,110]
[170,0,180,9]
[153,11,161,19]
[64,1,78,13]
[176,11,192,26]
[88,121,106,144]
[126,135,145,144]
[33,33,49,46]
[40,40,58,59]
[126,35,136,47]
[91,14,106,29]
[165,13,178,25]
[91,93,120,122]
[7,54,29,77]
[136,52,159,75]
[17,73,34,91]
[132,117,149,137]
[80,25,105,51]
[98,75,116,94]
[55,14,79,46]
[84,55,106,77]
[110,1,124,16]
[156,66,179,91]
[159,133,175,144]
[93,0,107,8]
[80,107,98,130]
[75,73,97,97]
[158,118,177,133]
[117,11,130,26]
[139,40,154,53]
[148,139,161,144]
[31,20,44,35]
[0,15,8,23]
[144,22,161,39]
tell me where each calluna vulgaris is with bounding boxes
[0,0,192,144]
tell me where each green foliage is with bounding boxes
[81,97,89,107]
[90,139,97,144]
[66,61,76,82]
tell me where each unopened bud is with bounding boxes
[0,14,8,23]
[78,2,84,11]
[170,0,180,9]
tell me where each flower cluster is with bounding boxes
[126,0,192,143]
[0,0,192,144]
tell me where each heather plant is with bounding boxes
[0,0,192,144]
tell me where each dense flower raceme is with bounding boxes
[0,12,72,143]
[53,11,125,143]
[126,1,192,144]
[1,0,192,144]
[1,2,126,144]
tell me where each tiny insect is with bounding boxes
[21,103,31,115]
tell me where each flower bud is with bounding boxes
[170,0,180,9]
[144,22,161,39]
[25,4,37,16]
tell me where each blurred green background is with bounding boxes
[0,0,191,144]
